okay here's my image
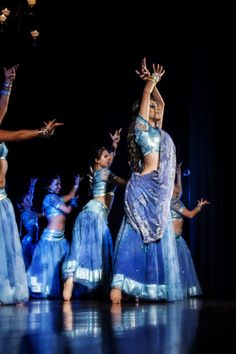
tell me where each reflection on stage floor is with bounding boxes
[0,298,235,354]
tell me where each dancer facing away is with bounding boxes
[0,64,64,305]
[27,173,81,299]
[18,177,43,270]
[63,129,126,301]
[171,162,210,297]
[110,58,183,304]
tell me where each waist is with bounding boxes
[41,228,65,241]
[0,187,7,200]
[83,199,109,221]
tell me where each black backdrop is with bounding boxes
[0,1,234,298]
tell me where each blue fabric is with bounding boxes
[125,128,176,243]
[175,235,202,297]
[0,142,8,159]
[63,199,113,294]
[20,210,39,270]
[0,189,29,304]
[171,198,185,219]
[27,228,69,298]
[92,167,117,197]
[134,115,161,156]
[111,119,183,301]
[43,193,64,218]
[112,217,183,301]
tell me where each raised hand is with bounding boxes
[197,198,210,209]
[109,128,122,148]
[74,174,82,187]
[30,177,38,186]
[44,119,64,132]
[3,64,19,84]
[151,63,165,83]
[176,162,182,175]
[38,119,64,137]
[135,57,150,80]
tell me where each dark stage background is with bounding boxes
[0,1,233,298]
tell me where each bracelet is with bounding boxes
[0,90,11,95]
[197,204,202,211]
[152,73,161,83]
[147,77,157,84]
[74,185,79,189]
[38,127,54,138]
[3,83,12,88]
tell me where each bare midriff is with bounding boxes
[172,218,184,236]
[0,159,7,188]
[47,214,66,231]
[94,194,114,210]
[141,152,160,175]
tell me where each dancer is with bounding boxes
[110,58,183,304]
[63,129,126,301]
[18,178,43,270]
[27,174,81,298]
[0,63,63,305]
[171,162,210,296]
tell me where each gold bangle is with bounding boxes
[152,73,161,83]
[147,77,156,84]
[38,127,54,138]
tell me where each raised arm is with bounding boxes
[136,58,165,125]
[63,174,81,203]
[27,177,38,205]
[109,128,122,165]
[0,64,19,124]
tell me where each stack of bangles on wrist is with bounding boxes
[37,127,55,138]
[147,73,162,85]
[0,82,12,95]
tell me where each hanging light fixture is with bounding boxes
[0,1,40,46]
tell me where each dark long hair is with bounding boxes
[127,100,143,173]
[87,146,108,194]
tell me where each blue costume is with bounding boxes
[63,167,115,296]
[20,210,39,270]
[171,197,203,297]
[27,193,70,298]
[112,115,183,301]
[0,142,29,304]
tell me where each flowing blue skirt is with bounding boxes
[27,228,69,299]
[0,191,29,304]
[112,216,184,301]
[175,235,202,297]
[63,200,113,294]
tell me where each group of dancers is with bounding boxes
[0,59,209,306]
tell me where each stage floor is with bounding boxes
[0,298,235,354]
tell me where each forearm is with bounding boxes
[182,205,202,219]
[0,96,10,123]
[0,81,13,123]
[0,129,39,141]
[113,176,126,187]
[152,86,165,109]
[63,185,78,203]
[139,81,156,119]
